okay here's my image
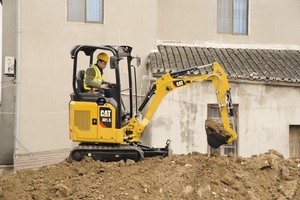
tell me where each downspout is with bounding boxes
[14,0,21,155]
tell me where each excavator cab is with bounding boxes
[70,45,133,126]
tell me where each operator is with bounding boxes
[83,52,117,108]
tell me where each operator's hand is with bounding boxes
[108,83,117,88]
[100,84,109,89]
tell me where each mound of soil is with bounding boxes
[0,150,299,200]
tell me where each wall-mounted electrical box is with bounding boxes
[4,56,16,75]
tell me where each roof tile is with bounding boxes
[148,45,300,84]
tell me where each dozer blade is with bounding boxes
[205,118,230,148]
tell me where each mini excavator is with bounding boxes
[69,45,237,162]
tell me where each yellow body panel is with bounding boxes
[69,101,123,143]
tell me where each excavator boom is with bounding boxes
[126,62,237,148]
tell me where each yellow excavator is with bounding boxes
[69,45,237,162]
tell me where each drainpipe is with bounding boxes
[14,0,21,155]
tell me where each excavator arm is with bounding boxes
[125,62,237,148]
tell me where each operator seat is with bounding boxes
[75,70,119,109]
[73,70,107,104]
[76,70,86,93]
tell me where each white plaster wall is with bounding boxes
[0,4,2,100]
[158,0,300,46]
[147,82,300,158]
[16,0,159,153]
[234,83,300,158]
[143,82,215,154]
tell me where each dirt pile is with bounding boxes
[0,150,299,200]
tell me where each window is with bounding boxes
[207,104,239,156]
[68,0,104,23]
[217,0,248,35]
[289,125,300,158]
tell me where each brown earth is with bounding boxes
[205,118,227,137]
[0,150,299,200]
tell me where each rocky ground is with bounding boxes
[0,149,299,200]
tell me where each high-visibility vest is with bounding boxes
[83,65,103,90]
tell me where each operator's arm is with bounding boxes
[85,68,102,89]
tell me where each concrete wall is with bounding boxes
[13,0,159,154]
[0,0,16,165]
[147,82,300,158]
[235,83,300,158]
[142,83,212,154]
[158,0,300,46]
[0,4,2,100]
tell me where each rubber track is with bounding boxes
[69,144,144,162]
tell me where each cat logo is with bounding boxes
[173,80,186,87]
[100,110,111,117]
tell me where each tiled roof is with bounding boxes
[147,45,300,84]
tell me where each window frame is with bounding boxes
[217,0,249,35]
[207,104,239,156]
[289,125,300,158]
[67,0,104,24]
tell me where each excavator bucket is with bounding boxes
[205,118,230,148]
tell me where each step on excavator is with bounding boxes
[69,45,238,162]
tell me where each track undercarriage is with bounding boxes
[69,140,171,162]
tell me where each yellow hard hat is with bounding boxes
[97,53,109,62]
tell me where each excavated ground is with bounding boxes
[0,150,299,200]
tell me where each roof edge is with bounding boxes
[229,79,300,88]
[157,40,300,51]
